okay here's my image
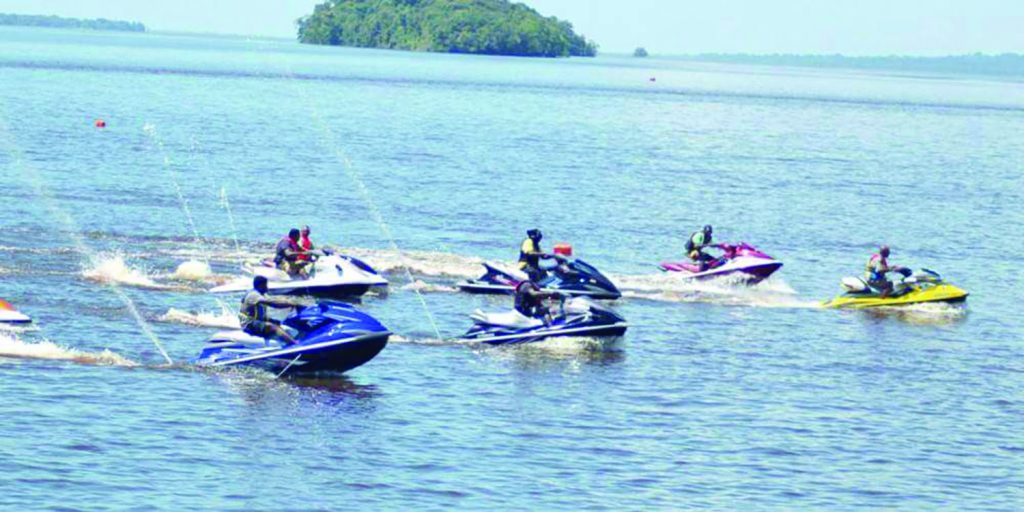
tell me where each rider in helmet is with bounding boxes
[518,228,552,282]
[238,276,300,345]
[865,245,901,298]
[686,225,717,271]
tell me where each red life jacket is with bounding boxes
[297,236,313,261]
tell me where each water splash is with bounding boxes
[218,186,244,265]
[142,123,209,263]
[400,280,459,294]
[81,252,171,290]
[0,117,172,364]
[615,272,819,308]
[157,304,240,329]
[171,259,213,281]
[284,63,442,339]
[0,332,138,367]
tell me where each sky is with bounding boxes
[1,0,1021,55]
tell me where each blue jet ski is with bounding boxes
[194,302,389,375]
[462,297,628,345]
[458,258,621,300]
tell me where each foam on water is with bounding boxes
[347,247,486,279]
[860,301,970,326]
[81,253,172,290]
[157,305,240,329]
[400,280,459,294]
[0,332,137,367]
[615,272,820,308]
[170,259,213,281]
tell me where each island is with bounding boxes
[298,0,598,58]
[0,13,145,32]
[634,47,649,58]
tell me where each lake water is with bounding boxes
[1,27,1022,510]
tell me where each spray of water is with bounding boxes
[274,59,443,339]
[0,118,172,364]
[142,123,211,269]
[218,186,244,266]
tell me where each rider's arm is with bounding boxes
[261,295,298,309]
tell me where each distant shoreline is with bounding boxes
[661,53,1024,78]
[0,13,145,32]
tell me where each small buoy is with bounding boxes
[649,77,656,82]
[95,119,106,128]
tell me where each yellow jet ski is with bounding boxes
[823,268,968,309]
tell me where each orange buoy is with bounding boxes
[95,119,106,128]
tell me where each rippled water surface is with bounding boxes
[1,27,1023,510]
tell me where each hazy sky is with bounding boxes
[1,0,1021,55]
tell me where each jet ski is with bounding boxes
[823,268,968,309]
[0,300,31,324]
[659,242,782,284]
[193,302,389,375]
[458,258,621,300]
[461,296,628,345]
[211,249,387,298]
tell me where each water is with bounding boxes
[1,27,1023,509]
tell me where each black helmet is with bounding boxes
[253,275,269,292]
[527,229,542,240]
[880,245,891,257]
[703,225,713,234]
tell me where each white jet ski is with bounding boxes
[211,249,387,298]
[0,299,31,324]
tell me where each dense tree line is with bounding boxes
[0,13,145,32]
[297,0,597,57]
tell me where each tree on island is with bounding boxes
[634,47,649,57]
[0,13,145,32]
[297,0,598,58]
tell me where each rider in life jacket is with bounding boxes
[686,225,717,271]
[239,276,299,345]
[518,229,552,282]
[865,245,900,297]
[296,225,315,262]
[514,280,559,323]
[275,228,311,278]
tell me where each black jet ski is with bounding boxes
[461,297,628,346]
[457,258,621,300]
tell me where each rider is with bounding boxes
[514,280,559,323]
[296,225,315,262]
[865,245,899,298]
[686,225,716,271]
[239,275,299,345]
[518,229,551,282]
[275,228,310,278]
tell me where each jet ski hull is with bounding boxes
[461,298,628,346]
[471,322,628,345]
[659,260,783,284]
[211,254,387,298]
[659,244,783,284]
[823,283,969,309]
[194,302,390,375]
[196,333,389,375]
[210,282,380,299]
[458,259,621,300]
[0,300,31,324]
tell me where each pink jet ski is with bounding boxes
[659,242,782,284]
